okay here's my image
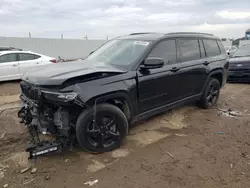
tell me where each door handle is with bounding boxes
[13,64,18,67]
[170,67,180,72]
[203,61,210,66]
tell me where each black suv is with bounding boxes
[18,32,228,157]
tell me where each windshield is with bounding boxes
[86,39,151,67]
[233,45,250,57]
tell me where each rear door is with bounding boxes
[0,53,20,81]
[177,38,207,98]
[17,53,42,75]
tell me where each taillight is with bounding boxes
[50,59,57,63]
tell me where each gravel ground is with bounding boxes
[0,82,250,188]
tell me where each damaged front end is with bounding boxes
[18,81,84,159]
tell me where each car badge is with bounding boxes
[237,64,243,67]
[26,77,29,80]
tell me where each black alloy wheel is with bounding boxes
[85,116,120,149]
[76,103,128,153]
[206,83,220,106]
[198,78,220,109]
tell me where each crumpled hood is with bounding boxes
[229,56,250,64]
[22,59,127,86]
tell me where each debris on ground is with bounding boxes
[3,184,8,188]
[20,167,31,174]
[230,164,233,169]
[23,178,35,185]
[64,159,69,163]
[0,132,6,139]
[30,168,37,174]
[167,152,174,158]
[240,153,248,158]
[175,133,188,137]
[217,108,242,118]
[0,163,9,171]
[218,132,223,135]
[45,174,50,180]
[0,171,4,179]
[84,179,99,186]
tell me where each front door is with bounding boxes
[137,39,183,113]
[0,53,20,81]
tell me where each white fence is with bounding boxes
[0,37,106,59]
[221,41,232,47]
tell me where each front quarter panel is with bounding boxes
[62,72,138,116]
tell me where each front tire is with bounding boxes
[198,78,220,109]
[76,103,128,153]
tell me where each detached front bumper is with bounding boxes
[26,140,62,159]
[18,105,62,159]
[18,81,84,158]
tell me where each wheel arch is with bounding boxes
[209,69,223,87]
[203,69,224,90]
[85,91,134,121]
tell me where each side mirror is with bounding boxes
[141,57,164,69]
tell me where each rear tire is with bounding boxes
[198,78,220,109]
[76,103,128,153]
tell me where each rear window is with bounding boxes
[19,53,40,61]
[203,39,221,57]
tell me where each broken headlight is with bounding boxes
[42,91,78,103]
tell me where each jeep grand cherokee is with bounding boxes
[18,32,228,158]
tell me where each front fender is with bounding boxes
[72,78,138,116]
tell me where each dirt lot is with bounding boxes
[0,82,250,188]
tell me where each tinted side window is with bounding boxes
[19,53,40,61]
[203,39,221,57]
[0,54,18,63]
[199,39,206,58]
[179,39,200,61]
[217,41,226,54]
[148,40,177,64]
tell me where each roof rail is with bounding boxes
[166,32,214,36]
[129,32,157,35]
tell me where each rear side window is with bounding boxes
[19,53,40,61]
[203,39,221,57]
[0,53,18,63]
[217,41,226,54]
[148,40,177,64]
[178,39,200,61]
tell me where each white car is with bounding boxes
[0,51,56,81]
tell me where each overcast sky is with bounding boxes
[0,0,250,39]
